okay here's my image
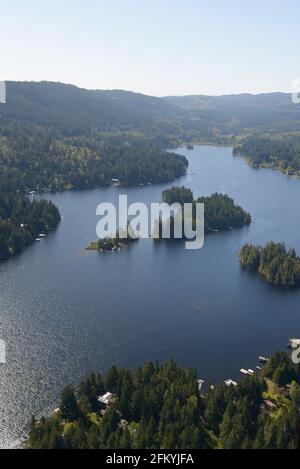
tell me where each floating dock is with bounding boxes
[258,356,269,364]
[240,369,251,376]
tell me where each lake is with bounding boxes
[1,145,300,447]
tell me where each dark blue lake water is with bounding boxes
[0,145,300,447]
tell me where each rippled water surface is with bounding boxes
[1,145,300,447]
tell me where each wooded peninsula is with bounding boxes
[27,350,300,449]
[0,192,61,261]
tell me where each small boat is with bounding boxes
[248,369,255,375]
[256,366,263,371]
[240,369,250,376]
[35,238,41,242]
[258,356,269,364]
[39,234,46,238]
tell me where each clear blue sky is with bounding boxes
[1,0,300,96]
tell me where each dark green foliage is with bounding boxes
[0,82,191,193]
[27,354,300,449]
[234,134,300,176]
[262,351,298,386]
[0,127,188,193]
[60,386,80,422]
[27,360,212,449]
[158,187,251,238]
[162,186,193,205]
[0,192,60,260]
[240,242,300,288]
[197,193,251,232]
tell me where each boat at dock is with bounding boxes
[240,369,251,376]
[258,356,269,364]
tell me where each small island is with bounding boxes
[86,229,139,253]
[239,242,300,288]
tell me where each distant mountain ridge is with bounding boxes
[1,81,299,135]
[0,81,182,134]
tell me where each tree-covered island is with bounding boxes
[157,186,251,239]
[86,228,139,253]
[239,242,300,288]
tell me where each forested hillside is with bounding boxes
[1,82,300,193]
[0,129,188,192]
[165,93,300,133]
[233,133,300,177]
[27,352,300,449]
[0,82,190,192]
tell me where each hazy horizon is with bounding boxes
[2,0,300,97]
[3,79,294,98]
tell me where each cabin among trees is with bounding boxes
[27,353,300,449]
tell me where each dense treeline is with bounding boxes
[198,193,251,232]
[27,353,300,449]
[0,126,188,192]
[162,186,194,205]
[239,242,300,288]
[160,186,251,236]
[233,133,300,177]
[0,193,60,260]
